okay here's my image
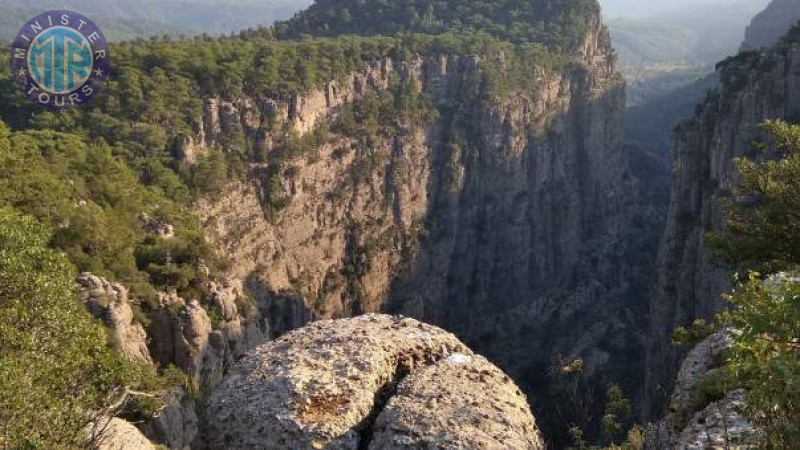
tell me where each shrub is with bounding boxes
[0,208,137,447]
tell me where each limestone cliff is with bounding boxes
[741,0,800,52]
[644,40,800,416]
[192,12,651,441]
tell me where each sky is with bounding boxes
[598,0,770,19]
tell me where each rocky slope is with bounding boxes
[201,314,544,449]
[741,0,800,51]
[644,38,800,416]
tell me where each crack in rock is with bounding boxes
[356,362,410,450]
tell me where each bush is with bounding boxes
[0,208,134,447]
[722,275,800,448]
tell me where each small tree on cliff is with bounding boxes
[706,120,800,448]
[707,120,800,271]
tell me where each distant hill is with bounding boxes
[599,0,760,19]
[0,6,189,42]
[610,0,767,162]
[606,0,767,116]
[0,0,312,38]
[608,0,768,87]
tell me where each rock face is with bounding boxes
[201,314,544,450]
[80,273,270,448]
[146,279,268,390]
[79,273,152,363]
[644,40,800,416]
[140,389,199,450]
[645,332,756,449]
[741,0,800,52]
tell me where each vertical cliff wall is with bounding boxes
[388,16,647,436]
[645,41,800,416]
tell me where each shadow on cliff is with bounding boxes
[381,79,668,445]
[244,273,315,338]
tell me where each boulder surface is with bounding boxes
[202,314,544,449]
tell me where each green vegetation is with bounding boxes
[721,274,799,448]
[671,318,716,348]
[705,121,800,448]
[0,207,178,448]
[277,0,600,51]
[0,122,215,302]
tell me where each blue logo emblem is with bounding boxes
[10,10,109,110]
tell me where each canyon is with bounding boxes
[1,0,799,448]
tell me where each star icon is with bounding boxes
[16,67,26,77]
[93,68,104,77]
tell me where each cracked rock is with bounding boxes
[201,314,544,449]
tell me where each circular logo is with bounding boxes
[10,10,109,110]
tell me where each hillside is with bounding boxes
[0,0,312,36]
[276,0,600,48]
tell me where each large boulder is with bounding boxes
[202,314,544,449]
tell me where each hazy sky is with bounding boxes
[599,0,770,19]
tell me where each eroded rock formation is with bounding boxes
[80,273,270,448]
[79,273,152,363]
[93,418,156,450]
[201,314,544,450]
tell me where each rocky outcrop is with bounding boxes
[645,332,756,449]
[174,59,398,164]
[80,272,271,448]
[93,418,156,450]
[644,41,800,416]
[139,213,175,238]
[741,0,800,52]
[201,314,544,450]
[148,280,268,390]
[79,273,152,363]
[370,352,544,449]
